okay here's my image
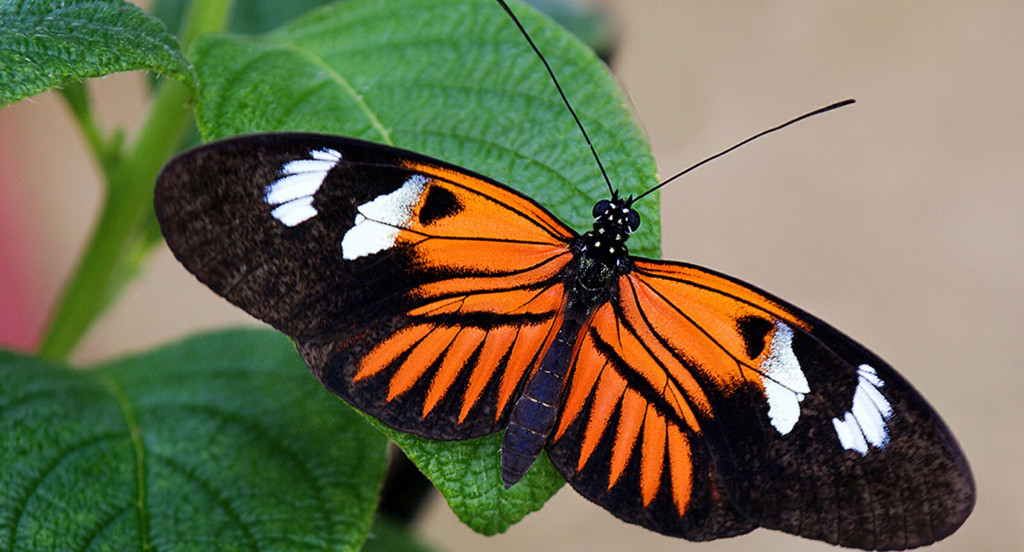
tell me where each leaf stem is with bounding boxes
[59,82,120,179]
[37,0,233,361]
[37,79,193,360]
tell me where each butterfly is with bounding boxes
[154,1,974,550]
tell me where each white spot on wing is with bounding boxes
[832,412,868,454]
[265,148,342,227]
[270,196,316,227]
[761,322,811,435]
[832,364,893,455]
[266,171,326,204]
[341,174,429,260]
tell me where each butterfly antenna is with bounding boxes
[633,99,856,203]
[495,0,615,196]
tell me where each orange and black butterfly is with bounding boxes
[154,1,973,550]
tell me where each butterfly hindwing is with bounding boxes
[544,295,757,540]
[155,133,578,439]
[545,258,973,549]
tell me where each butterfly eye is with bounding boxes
[593,199,611,219]
[626,209,640,232]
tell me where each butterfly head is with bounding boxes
[578,193,639,269]
[593,194,638,233]
[592,193,640,234]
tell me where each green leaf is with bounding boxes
[0,0,196,106]
[191,0,659,256]
[187,0,659,534]
[0,329,388,551]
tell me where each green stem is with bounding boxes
[59,82,119,178]
[37,0,233,361]
[38,80,193,360]
[177,0,235,51]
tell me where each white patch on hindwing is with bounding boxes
[341,174,429,260]
[831,364,893,455]
[265,148,343,226]
[760,321,811,435]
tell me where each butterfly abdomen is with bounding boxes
[501,315,582,487]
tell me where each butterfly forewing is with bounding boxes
[544,257,973,549]
[155,133,578,438]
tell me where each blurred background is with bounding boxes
[1,1,1020,550]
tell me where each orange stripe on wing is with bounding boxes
[387,325,460,402]
[666,423,693,516]
[640,405,667,506]
[413,259,568,304]
[609,389,646,489]
[423,326,486,417]
[555,326,608,440]
[356,323,433,381]
[459,326,517,423]
[577,369,626,472]
[624,261,813,405]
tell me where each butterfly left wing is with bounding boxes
[546,258,974,549]
[155,133,577,439]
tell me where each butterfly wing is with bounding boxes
[155,133,577,438]
[545,258,974,549]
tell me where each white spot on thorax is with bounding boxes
[831,364,893,455]
[265,148,342,226]
[761,322,811,435]
[341,174,428,260]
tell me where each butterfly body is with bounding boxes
[502,197,638,486]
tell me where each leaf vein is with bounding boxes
[98,373,149,551]
[5,432,127,551]
[160,402,334,548]
[272,40,392,145]
[153,454,261,551]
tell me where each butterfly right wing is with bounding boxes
[155,133,576,439]
[544,258,973,548]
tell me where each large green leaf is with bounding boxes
[191,0,659,255]
[188,0,660,535]
[0,0,196,106]
[0,330,387,551]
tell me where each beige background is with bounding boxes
[1,1,1020,550]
